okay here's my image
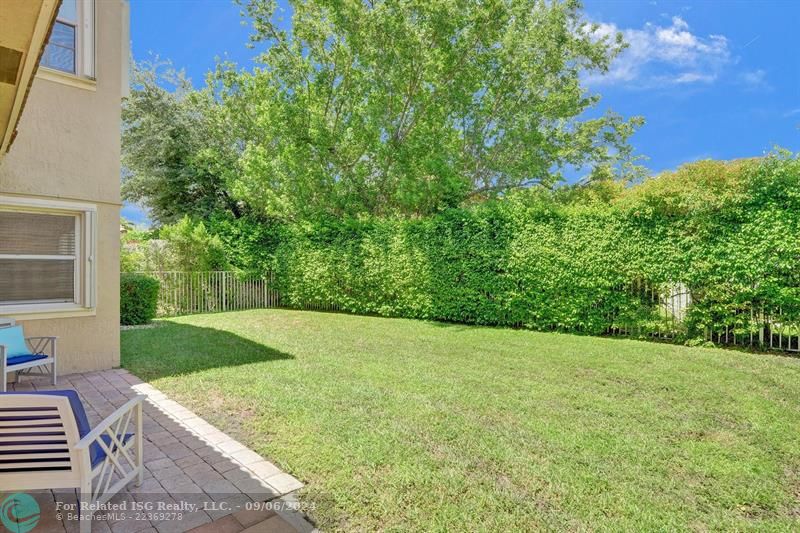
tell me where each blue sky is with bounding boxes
[124,0,799,224]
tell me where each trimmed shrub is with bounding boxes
[120,273,160,325]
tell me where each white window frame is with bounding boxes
[39,0,96,83]
[0,196,97,317]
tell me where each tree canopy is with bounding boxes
[122,63,244,225]
[122,0,643,224]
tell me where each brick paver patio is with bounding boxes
[3,370,315,533]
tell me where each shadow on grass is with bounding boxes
[121,321,294,380]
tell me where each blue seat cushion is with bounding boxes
[0,390,134,467]
[6,353,49,367]
[0,326,31,357]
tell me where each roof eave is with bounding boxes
[0,0,62,158]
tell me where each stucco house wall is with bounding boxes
[0,0,128,373]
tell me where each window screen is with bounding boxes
[0,212,77,305]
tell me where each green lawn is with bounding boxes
[122,310,800,531]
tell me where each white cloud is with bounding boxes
[656,17,696,47]
[586,16,731,87]
[738,69,771,91]
[673,72,715,84]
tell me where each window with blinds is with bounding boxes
[41,0,95,78]
[0,212,78,305]
[42,21,77,74]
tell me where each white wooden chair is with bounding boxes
[0,390,144,532]
[0,317,57,393]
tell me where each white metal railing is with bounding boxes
[131,271,281,317]
[603,281,800,353]
[129,271,800,353]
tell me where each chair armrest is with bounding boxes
[24,336,57,356]
[75,395,145,450]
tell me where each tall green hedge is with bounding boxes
[270,153,800,342]
[120,273,160,325]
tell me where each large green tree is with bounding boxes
[123,0,643,223]
[223,0,643,218]
[122,62,245,225]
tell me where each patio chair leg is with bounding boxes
[136,401,144,486]
[79,479,92,533]
[51,339,58,385]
